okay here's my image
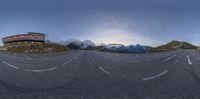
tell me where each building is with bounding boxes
[0,46,6,51]
[2,32,46,48]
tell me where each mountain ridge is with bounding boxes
[56,39,199,53]
[150,40,197,52]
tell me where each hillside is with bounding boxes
[150,40,197,52]
[6,43,69,53]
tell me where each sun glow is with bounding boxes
[85,28,161,46]
[80,12,161,47]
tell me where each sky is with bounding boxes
[0,0,200,47]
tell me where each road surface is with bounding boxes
[0,50,200,99]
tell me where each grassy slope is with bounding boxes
[7,43,69,53]
[150,41,197,52]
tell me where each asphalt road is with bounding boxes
[0,50,200,99]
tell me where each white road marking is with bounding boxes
[142,70,168,81]
[195,56,200,60]
[111,58,121,61]
[190,52,200,61]
[73,54,81,60]
[99,66,112,76]
[174,60,179,64]
[46,67,57,71]
[125,54,130,57]
[2,61,19,69]
[187,55,192,65]
[165,55,177,61]
[61,53,81,66]
[31,69,45,72]
[89,55,95,63]
[23,54,32,60]
[127,60,141,63]
[14,53,17,58]
[25,67,57,72]
[62,59,73,66]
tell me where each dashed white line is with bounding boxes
[25,67,57,72]
[14,53,17,58]
[127,60,141,63]
[191,53,200,61]
[61,53,81,66]
[142,70,168,81]
[125,54,130,57]
[111,58,121,61]
[31,69,46,72]
[187,55,192,65]
[195,57,200,61]
[174,60,179,64]
[2,61,19,69]
[89,55,95,63]
[62,59,73,66]
[73,54,81,60]
[23,54,32,60]
[165,55,176,61]
[46,67,57,71]
[99,66,112,76]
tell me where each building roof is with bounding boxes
[2,32,45,39]
[2,32,46,43]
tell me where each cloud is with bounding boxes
[80,12,162,47]
[85,28,161,47]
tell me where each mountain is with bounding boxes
[56,39,151,53]
[58,39,82,46]
[127,44,152,53]
[57,39,82,49]
[108,44,128,53]
[95,43,106,50]
[150,40,197,52]
[56,39,96,49]
[102,44,151,53]
[67,43,81,49]
[81,40,96,49]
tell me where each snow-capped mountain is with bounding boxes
[56,39,151,53]
[105,44,124,49]
[57,39,82,46]
[81,40,96,48]
[103,44,151,53]
[127,44,151,53]
[56,39,96,49]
